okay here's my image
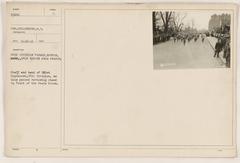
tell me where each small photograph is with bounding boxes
[152,11,231,69]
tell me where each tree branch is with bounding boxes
[160,12,166,25]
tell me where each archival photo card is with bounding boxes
[4,2,237,157]
[153,11,231,69]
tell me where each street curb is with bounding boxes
[207,37,215,50]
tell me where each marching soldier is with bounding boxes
[201,34,206,42]
[194,36,198,42]
[183,36,187,45]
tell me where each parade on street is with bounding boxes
[153,11,231,69]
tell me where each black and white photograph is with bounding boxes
[153,11,231,69]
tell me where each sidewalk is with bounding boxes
[206,37,226,64]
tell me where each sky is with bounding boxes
[181,11,231,30]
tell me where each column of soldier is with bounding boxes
[173,33,206,45]
[173,33,230,68]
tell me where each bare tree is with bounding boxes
[191,18,195,29]
[152,12,157,33]
[172,12,187,32]
[159,11,173,32]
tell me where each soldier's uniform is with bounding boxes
[214,39,222,58]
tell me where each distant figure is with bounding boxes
[183,37,186,45]
[194,36,198,42]
[214,39,222,58]
[201,34,206,42]
[174,36,177,43]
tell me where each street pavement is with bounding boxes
[153,37,226,69]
